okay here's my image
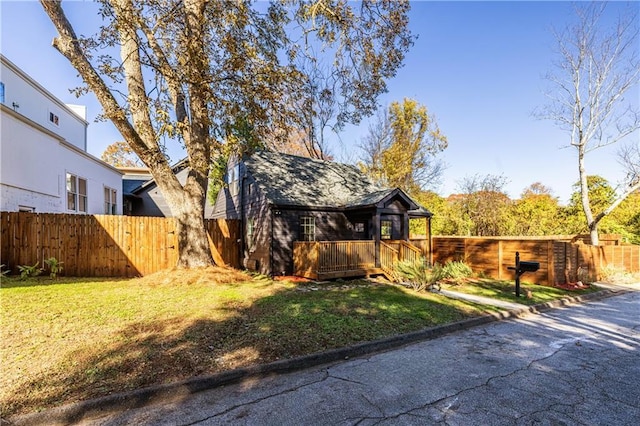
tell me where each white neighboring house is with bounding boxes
[0,55,122,214]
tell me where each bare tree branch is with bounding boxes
[537,2,640,245]
[618,142,640,188]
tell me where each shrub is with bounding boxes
[44,257,64,279]
[394,258,474,292]
[18,262,43,279]
[599,264,640,284]
[394,257,444,292]
[442,260,473,283]
[1,264,10,277]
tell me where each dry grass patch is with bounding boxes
[1,271,487,418]
[138,266,253,286]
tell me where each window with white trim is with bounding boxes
[66,173,87,212]
[300,216,315,241]
[104,187,117,215]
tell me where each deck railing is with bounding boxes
[293,240,426,280]
[316,240,376,272]
[379,241,399,279]
[384,240,422,265]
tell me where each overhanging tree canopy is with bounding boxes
[41,0,414,268]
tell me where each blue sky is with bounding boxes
[1,1,637,204]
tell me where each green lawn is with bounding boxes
[1,270,603,418]
[1,269,488,418]
[441,278,598,305]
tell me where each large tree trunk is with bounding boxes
[175,210,213,268]
[157,168,213,268]
[42,0,215,269]
[589,224,600,247]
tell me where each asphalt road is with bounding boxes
[77,290,640,425]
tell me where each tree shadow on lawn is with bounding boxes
[4,283,484,419]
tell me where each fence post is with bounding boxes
[498,240,503,280]
[547,240,554,286]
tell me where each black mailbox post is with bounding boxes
[507,252,539,297]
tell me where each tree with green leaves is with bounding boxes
[41,0,414,268]
[359,98,447,195]
[412,190,445,235]
[510,183,562,236]
[539,3,640,245]
[567,176,639,243]
[603,191,640,244]
[568,176,616,218]
[453,174,512,237]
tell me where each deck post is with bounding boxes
[402,212,409,241]
[373,212,381,268]
[313,241,319,273]
[427,217,433,266]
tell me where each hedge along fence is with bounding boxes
[432,236,639,285]
[0,212,241,277]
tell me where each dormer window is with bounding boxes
[49,111,59,126]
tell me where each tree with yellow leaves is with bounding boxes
[360,98,447,195]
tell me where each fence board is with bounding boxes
[0,212,240,277]
[1,213,9,270]
[432,236,639,285]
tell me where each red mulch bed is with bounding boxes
[553,282,589,291]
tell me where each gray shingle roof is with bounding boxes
[244,151,396,209]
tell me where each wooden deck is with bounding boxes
[293,240,425,281]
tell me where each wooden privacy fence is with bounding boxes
[0,212,241,277]
[553,242,640,283]
[432,236,640,285]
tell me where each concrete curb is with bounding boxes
[7,287,629,426]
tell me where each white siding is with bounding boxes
[1,112,60,197]
[0,56,87,151]
[0,55,122,214]
[0,110,123,214]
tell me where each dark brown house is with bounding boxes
[211,150,432,279]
